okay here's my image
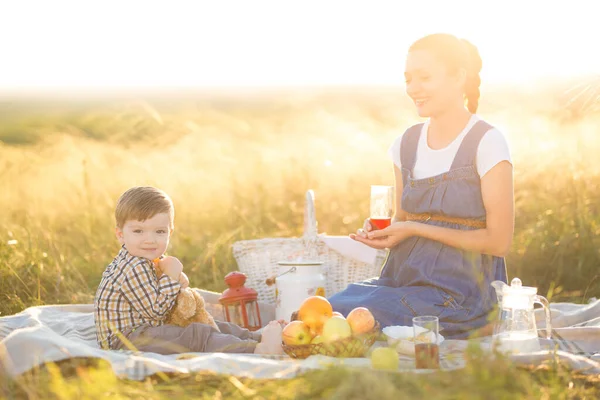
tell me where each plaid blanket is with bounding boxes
[1,291,599,380]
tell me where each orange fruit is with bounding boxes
[298,296,333,336]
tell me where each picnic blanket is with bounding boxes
[2,290,600,380]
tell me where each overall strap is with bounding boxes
[400,123,425,171]
[449,120,494,170]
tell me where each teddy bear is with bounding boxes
[166,288,221,332]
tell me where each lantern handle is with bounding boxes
[265,267,297,286]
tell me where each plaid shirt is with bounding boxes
[94,246,181,350]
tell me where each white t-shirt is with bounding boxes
[387,115,512,179]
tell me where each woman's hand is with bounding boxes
[352,218,374,239]
[350,221,415,249]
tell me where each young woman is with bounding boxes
[328,33,514,339]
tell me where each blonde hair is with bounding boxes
[115,186,174,229]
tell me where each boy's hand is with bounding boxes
[158,256,184,282]
[179,272,190,289]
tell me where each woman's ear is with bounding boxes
[115,227,125,244]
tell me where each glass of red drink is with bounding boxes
[369,185,393,230]
[413,316,440,369]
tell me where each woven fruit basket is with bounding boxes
[282,322,381,359]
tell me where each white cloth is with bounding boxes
[319,234,380,265]
[387,115,512,179]
[3,292,600,380]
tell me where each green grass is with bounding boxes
[3,345,599,399]
[1,85,600,397]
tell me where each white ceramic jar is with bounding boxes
[275,261,326,321]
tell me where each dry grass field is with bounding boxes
[2,79,600,398]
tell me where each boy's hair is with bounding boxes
[115,186,174,229]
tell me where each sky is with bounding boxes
[0,0,598,92]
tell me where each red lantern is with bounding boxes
[218,271,262,331]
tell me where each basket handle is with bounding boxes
[303,190,318,239]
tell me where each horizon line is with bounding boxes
[1,76,597,100]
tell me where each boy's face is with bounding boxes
[116,212,172,260]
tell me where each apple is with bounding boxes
[346,307,375,334]
[321,316,352,342]
[282,321,312,346]
[332,311,344,318]
[370,347,399,371]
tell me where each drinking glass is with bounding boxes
[370,185,393,229]
[413,316,440,369]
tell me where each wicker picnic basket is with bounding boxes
[282,322,382,359]
[232,190,388,306]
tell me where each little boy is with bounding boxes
[94,186,284,355]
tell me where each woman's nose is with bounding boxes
[406,81,421,98]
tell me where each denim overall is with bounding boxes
[329,120,508,339]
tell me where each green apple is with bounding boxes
[370,347,399,371]
[322,316,352,342]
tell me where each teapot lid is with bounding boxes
[502,277,538,296]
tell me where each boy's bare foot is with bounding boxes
[254,321,285,355]
[277,319,288,328]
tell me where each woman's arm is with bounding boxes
[360,161,515,257]
[415,161,514,256]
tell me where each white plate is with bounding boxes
[382,325,445,356]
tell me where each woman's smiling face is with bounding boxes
[404,49,466,118]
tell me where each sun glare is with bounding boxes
[0,0,598,92]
